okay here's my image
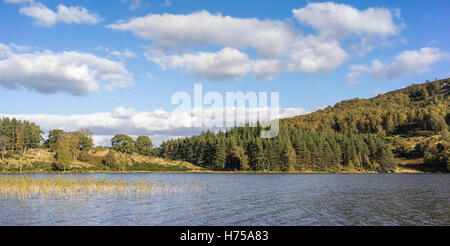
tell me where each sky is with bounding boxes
[1,0,449,145]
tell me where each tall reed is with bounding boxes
[0,175,206,200]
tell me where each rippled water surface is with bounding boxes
[0,173,448,225]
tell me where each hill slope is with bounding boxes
[158,78,449,173]
[281,78,449,172]
[282,78,448,135]
[1,148,204,173]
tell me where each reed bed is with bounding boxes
[0,175,207,200]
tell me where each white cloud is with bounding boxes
[18,2,100,27]
[150,47,284,81]
[107,10,299,58]
[293,2,402,39]
[147,39,348,80]
[4,0,34,3]
[346,47,448,82]
[105,4,407,81]
[252,59,285,80]
[0,43,12,57]
[95,46,137,59]
[9,42,32,52]
[286,35,349,73]
[126,0,141,10]
[344,64,368,84]
[1,106,308,145]
[0,43,133,95]
[109,49,137,59]
[107,9,353,81]
[149,47,287,81]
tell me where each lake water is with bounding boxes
[0,173,448,225]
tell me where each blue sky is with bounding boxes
[1,0,449,145]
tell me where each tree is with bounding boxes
[0,136,8,162]
[135,136,153,156]
[45,129,64,149]
[24,122,43,149]
[54,135,74,172]
[226,145,249,171]
[156,118,402,173]
[384,114,395,134]
[292,137,309,171]
[426,80,441,96]
[111,134,135,154]
[212,140,227,170]
[66,134,80,159]
[14,125,25,154]
[73,129,94,150]
[281,143,296,172]
[78,149,92,162]
[104,150,117,169]
[247,138,264,170]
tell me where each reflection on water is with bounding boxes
[0,173,448,225]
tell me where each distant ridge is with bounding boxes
[281,78,449,136]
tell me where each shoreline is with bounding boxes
[2,170,444,175]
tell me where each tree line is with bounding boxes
[157,123,397,173]
[0,118,43,161]
[0,117,156,171]
[2,78,447,172]
[50,132,154,171]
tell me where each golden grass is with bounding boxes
[1,148,204,171]
[395,157,426,173]
[0,175,206,200]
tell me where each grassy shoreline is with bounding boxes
[1,148,446,175]
[2,169,442,174]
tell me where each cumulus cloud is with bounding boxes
[110,10,353,80]
[18,2,100,27]
[286,35,349,73]
[149,47,285,81]
[149,47,252,81]
[346,47,448,82]
[107,10,299,58]
[293,2,402,39]
[252,59,285,80]
[1,106,308,145]
[0,43,133,95]
[105,3,405,81]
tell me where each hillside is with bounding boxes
[158,78,449,173]
[282,78,448,135]
[158,125,397,173]
[281,78,449,172]
[0,148,204,173]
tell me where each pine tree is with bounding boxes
[212,140,227,170]
[14,125,25,155]
[281,142,296,172]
